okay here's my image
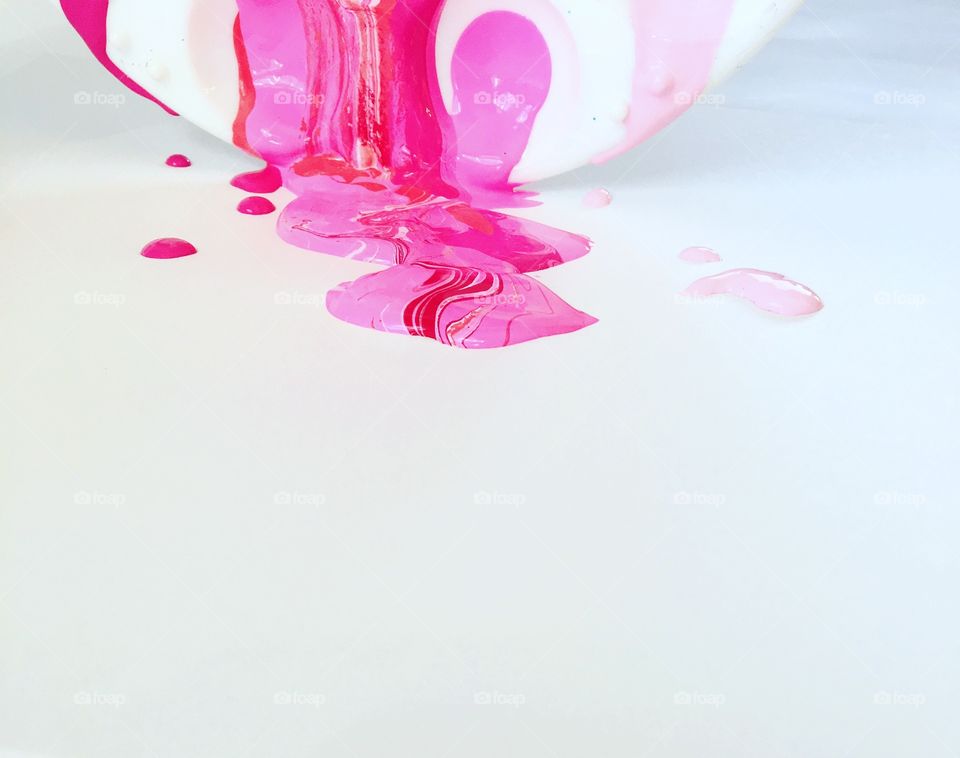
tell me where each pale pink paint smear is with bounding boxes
[595,0,736,162]
[682,269,824,316]
[679,246,722,263]
[583,189,613,209]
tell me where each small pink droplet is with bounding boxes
[681,268,824,316]
[583,188,612,209]
[141,238,197,259]
[165,154,191,168]
[237,196,276,215]
[231,165,282,193]
[679,246,722,263]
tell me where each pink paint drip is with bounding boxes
[233,1,599,348]
[237,196,276,215]
[141,238,197,259]
[165,154,192,168]
[682,269,824,316]
[680,246,722,263]
[583,189,613,209]
[230,165,283,194]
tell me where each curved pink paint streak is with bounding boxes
[59,0,177,115]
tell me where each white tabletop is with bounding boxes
[1,1,958,756]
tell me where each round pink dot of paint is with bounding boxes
[165,154,192,168]
[237,196,276,215]
[141,238,197,259]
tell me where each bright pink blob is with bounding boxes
[141,238,197,260]
[230,165,283,194]
[237,196,276,215]
[165,154,192,168]
[679,246,722,263]
[682,269,824,316]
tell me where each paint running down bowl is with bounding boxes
[60,0,801,183]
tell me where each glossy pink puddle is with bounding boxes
[682,269,824,316]
[62,0,821,347]
[237,196,276,215]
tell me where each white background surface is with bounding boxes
[2,1,959,756]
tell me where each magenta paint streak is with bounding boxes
[141,238,197,259]
[680,246,722,263]
[237,196,277,215]
[165,154,192,168]
[230,165,283,194]
[58,0,177,115]
[682,269,824,316]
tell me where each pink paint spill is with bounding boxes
[64,0,782,348]
[165,154,192,168]
[583,189,612,209]
[680,246,722,263]
[230,165,283,194]
[237,196,276,215]
[140,238,197,260]
[682,269,824,316]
